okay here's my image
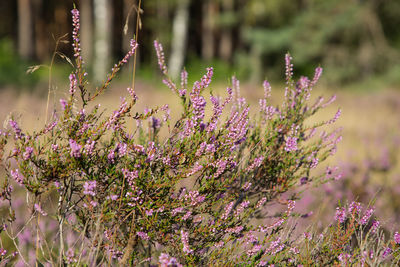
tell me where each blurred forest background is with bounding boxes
[1,0,400,89]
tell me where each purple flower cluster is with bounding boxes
[71,9,82,60]
[34,203,47,216]
[69,139,82,158]
[335,206,347,223]
[154,40,168,75]
[266,238,285,256]
[360,208,374,225]
[83,180,97,196]
[180,69,188,96]
[159,253,182,267]
[23,146,34,160]
[137,231,150,240]
[121,39,138,64]
[10,169,24,185]
[9,119,23,139]
[181,230,193,254]
[394,232,400,244]
[69,73,77,95]
[105,98,128,130]
[84,139,95,156]
[185,190,205,206]
[234,200,250,218]
[0,248,6,257]
[285,136,298,152]
[221,201,234,220]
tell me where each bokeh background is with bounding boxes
[1,0,400,229]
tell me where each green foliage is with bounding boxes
[0,39,40,89]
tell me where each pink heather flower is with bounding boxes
[43,119,58,134]
[121,39,137,64]
[0,248,6,257]
[9,119,23,139]
[371,220,380,234]
[69,73,77,95]
[10,169,24,185]
[145,209,154,216]
[311,66,323,87]
[154,40,168,75]
[84,140,95,156]
[159,253,182,267]
[263,80,271,99]
[382,247,392,259]
[122,169,139,189]
[117,143,127,156]
[234,200,250,217]
[245,232,258,244]
[335,206,347,223]
[286,200,296,215]
[34,204,47,216]
[310,157,319,169]
[246,156,264,171]
[328,108,341,124]
[71,9,81,60]
[322,94,336,108]
[137,231,150,240]
[106,195,118,201]
[242,182,252,191]
[394,232,400,244]
[180,69,188,91]
[285,136,298,152]
[60,98,67,110]
[69,139,82,158]
[83,181,96,196]
[172,207,184,216]
[182,211,192,221]
[338,253,351,265]
[105,98,128,130]
[23,147,34,160]
[221,201,234,220]
[187,162,203,177]
[256,197,267,209]
[206,143,216,153]
[360,208,374,225]
[214,159,228,178]
[285,53,294,86]
[225,226,244,234]
[348,201,362,216]
[185,190,205,206]
[181,230,193,254]
[66,248,76,264]
[268,238,284,255]
[259,218,285,233]
[163,79,177,93]
[214,241,224,248]
[107,150,115,163]
[247,245,262,256]
[290,247,300,254]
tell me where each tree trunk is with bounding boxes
[219,0,233,62]
[93,0,113,83]
[202,0,216,61]
[169,0,190,80]
[17,0,34,59]
[80,0,93,65]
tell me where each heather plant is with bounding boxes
[0,8,399,266]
